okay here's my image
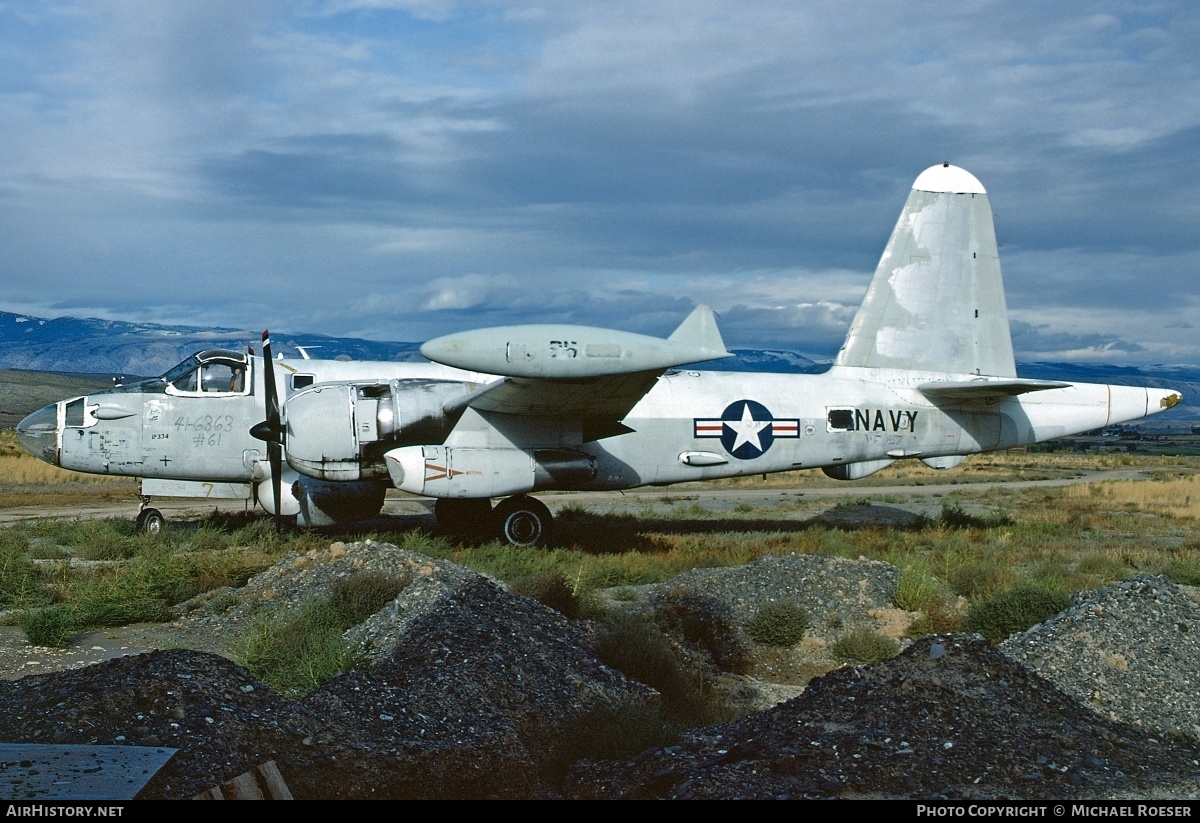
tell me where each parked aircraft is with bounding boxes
[15,163,1182,545]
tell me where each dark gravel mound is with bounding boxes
[3,546,1200,800]
[560,635,1200,800]
[0,649,390,800]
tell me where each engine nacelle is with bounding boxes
[256,468,387,527]
[283,379,468,481]
[384,444,597,498]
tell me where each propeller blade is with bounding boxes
[260,330,284,534]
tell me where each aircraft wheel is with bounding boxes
[493,495,553,547]
[136,507,165,535]
[434,498,493,538]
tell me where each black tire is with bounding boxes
[135,507,165,535]
[434,498,493,538]
[493,495,554,547]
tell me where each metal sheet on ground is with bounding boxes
[0,743,177,800]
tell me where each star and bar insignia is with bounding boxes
[694,400,799,459]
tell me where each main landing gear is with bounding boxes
[135,504,165,535]
[434,495,555,547]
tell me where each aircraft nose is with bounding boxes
[15,403,60,466]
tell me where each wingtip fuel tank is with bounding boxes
[420,304,731,378]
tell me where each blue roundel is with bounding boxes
[720,399,775,459]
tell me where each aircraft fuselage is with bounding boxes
[21,353,1167,494]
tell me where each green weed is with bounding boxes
[962,584,1073,643]
[548,700,682,777]
[831,627,900,664]
[231,569,411,696]
[947,561,1014,599]
[893,566,943,612]
[938,502,1013,529]
[19,604,75,648]
[592,609,728,727]
[745,601,809,646]
[508,569,583,618]
[0,534,49,609]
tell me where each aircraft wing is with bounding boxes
[918,378,1072,401]
[451,373,659,440]
[424,304,731,440]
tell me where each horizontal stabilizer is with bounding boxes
[918,378,1072,401]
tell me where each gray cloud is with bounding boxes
[0,1,1197,363]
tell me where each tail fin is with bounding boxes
[833,163,1016,378]
[668,303,732,363]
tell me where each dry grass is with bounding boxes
[1065,472,1200,520]
[0,430,133,508]
[0,430,128,485]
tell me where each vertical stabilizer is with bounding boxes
[834,163,1016,377]
[668,304,731,361]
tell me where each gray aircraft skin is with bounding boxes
[16,164,1183,545]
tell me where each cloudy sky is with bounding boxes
[1,1,1197,365]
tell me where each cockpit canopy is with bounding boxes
[161,349,250,395]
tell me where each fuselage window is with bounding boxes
[64,398,86,428]
[827,409,854,431]
[292,374,314,390]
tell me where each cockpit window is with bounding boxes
[201,362,245,392]
[161,356,201,386]
[163,350,249,395]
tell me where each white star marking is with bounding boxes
[725,402,770,453]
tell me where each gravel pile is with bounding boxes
[641,552,903,635]
[1000,575,1200,742]
[562,634,1200,800]
[1,542,1199,800]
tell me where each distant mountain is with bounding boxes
[2,310,1196,421]
[0,311,423,377]
[712,349,825,373]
